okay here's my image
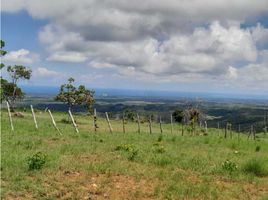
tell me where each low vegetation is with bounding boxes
[1,109,268,199]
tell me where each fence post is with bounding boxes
[238,124,241,140]
[6,101,14,131]
[170,114,173,134]
[159,116,163,134]
[30,105,38,129]
[48,109,62,135]
[93,108,98,133]
[68,110,79,133]
[122,113,126,133]
[137,113,141,133]
[182,122,184,136]
[248,125,253,139]
[105,112,113,133]
[224,124,227,138]
[149,115,152,134]
[253,125,256,140]
[204,121,208,135]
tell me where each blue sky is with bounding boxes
[1,0,268,96]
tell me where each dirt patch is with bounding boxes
[5,171,158,200]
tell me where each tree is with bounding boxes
[55,77,95,112]
[1,78,24,106]
[1,40,7,69]
[3,65,32,111]
[172,109,184,123]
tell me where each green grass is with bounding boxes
[1,109,268,199]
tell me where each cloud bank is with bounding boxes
[2,0,268,93]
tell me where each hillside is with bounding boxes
[1,109,268,200]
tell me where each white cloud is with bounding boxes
[34,67,59,77]
[47,52,87,63]
[2,49,39,64]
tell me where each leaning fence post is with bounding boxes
[159,116,163,134]
[68,109,79,133]
[137,113,141,133]
[30,105,38,129]
[149,115,152,134]
[170,114,173,134]
[6,101,14,131]
[48,109,62,135]
[105,112,113,133]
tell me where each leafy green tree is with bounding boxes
[124,109,136,121]
[172,109,184,123]
[1,78,24,107]
[2,65,32,111]
[1,40,7,69]
[55,77,95,112]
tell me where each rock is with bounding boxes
[14,112,24,118]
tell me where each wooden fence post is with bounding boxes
[30,105,38,129]
[159,116,163,134]
[122,113,126,133]
[217,122,220,136]
[68,110,79,133]
[137,113,141,133]
[248,125,253,139]
[170,114,173,134]
[224,124,227,138]
[182,122,184,136]
[48,109,62,135]
[204,121,208,135]
[149,115,152,134]
[105,112,113,133]
[238,124,241,140]
[6,101,14,131]
[93,108,98,133]
[253,125,256,140]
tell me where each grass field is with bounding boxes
[1,109,268,200]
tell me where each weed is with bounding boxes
[157,134,163,142]
[27,152,47,171]
[221,160,238,173]
[242,158,267,177]
[115,144,138,161]
[255,145,261,152]
[128,149,139,161]
[153,145,166,154]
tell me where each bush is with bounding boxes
[255,146,261,152]
[115,144,138,161]
[27,152,47,171]
[221,160,238,173]
[157,134,163,142]
[153,145,166,154]
[128,149,138,161]
[242,158,267,177]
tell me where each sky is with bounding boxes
[1,0,268,96]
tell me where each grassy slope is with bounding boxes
[1,110,268,200]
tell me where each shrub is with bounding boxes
[221,160,238,173]
[115,144,138,161]
[27,152,47,171]
[153,145,166,154]
[242,158,267,177]
[255,146,261,152]
[60,118,71,124]
[128,149,139,161]
[157,134,163,142]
